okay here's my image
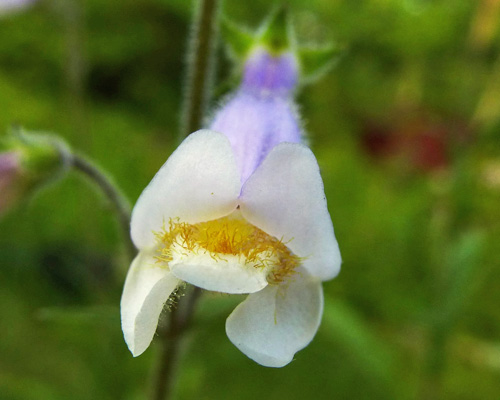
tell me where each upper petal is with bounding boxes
[131,130,241,249]
[239,143,341,280]
[225,269,323,367]
[120,251,180,357]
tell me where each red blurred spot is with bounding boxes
[361,112,469,172]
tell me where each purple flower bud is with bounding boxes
[0,152,21,214]
[209,47,303,184]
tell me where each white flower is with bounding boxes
[121,129,341,367]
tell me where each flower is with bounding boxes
[121,129,341,367]
[122,27,341,367]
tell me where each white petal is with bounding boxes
[131,130,241,249]
[226,270,323,367]
[121,251,180,356]
[239,143,341,281]
[169,251,268,294]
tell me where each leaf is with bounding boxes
[36,305,119,327]
[322,296,396,391]
[438,230,486,331]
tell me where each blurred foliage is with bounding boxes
[1,0,500,399]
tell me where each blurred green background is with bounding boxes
[1,0,500,399]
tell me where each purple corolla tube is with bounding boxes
[209,46,303,184]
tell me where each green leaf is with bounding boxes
[322,296,396,391]
[438,230,486,330]
[36,305,119,327]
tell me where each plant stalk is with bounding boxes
[151,288,202,400]
[180,0,220,139]
[71,154,134,260]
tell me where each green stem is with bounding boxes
[151,288,202,400]
[56,0,89,148]
[180,0,220,139]
[70,154,135,261]
[152,307,181,400]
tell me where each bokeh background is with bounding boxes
[1,0,500,399]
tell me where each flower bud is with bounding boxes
[0,129,70,215]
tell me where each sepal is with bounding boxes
[298,44,343,84]
[257,5,296,55]
[220,17,255,61]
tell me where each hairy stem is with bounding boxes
[55,0,89,148]
[151,288,202,400]
[152,308,181,400]
[180,0,220,139]
[71,154,134,260]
